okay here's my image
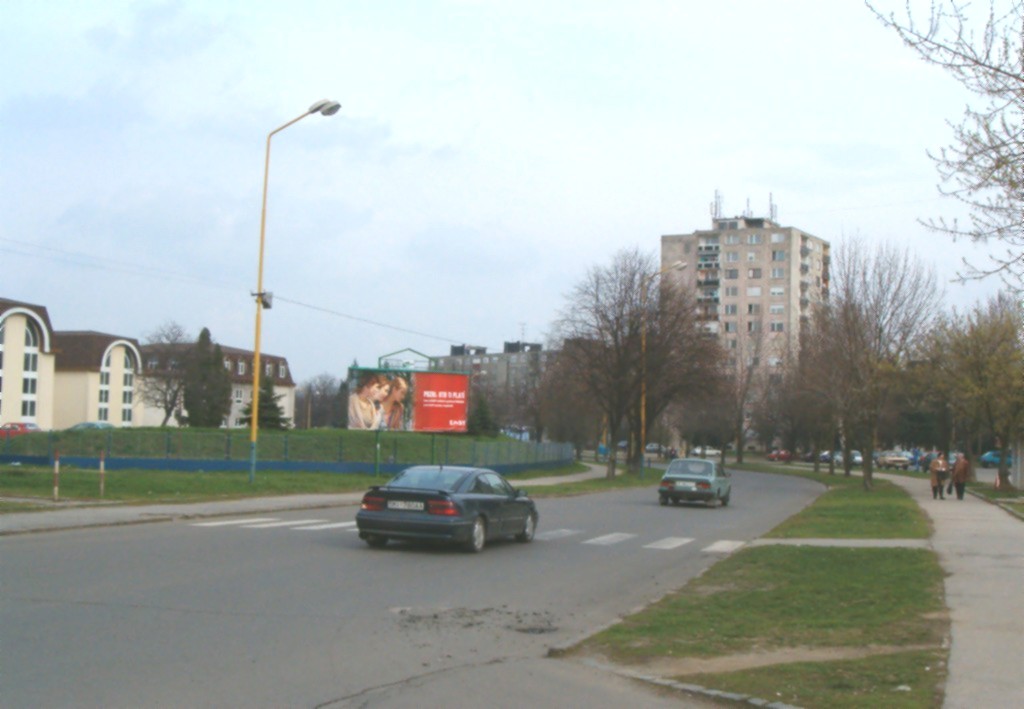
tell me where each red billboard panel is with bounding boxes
[347,368,468,433]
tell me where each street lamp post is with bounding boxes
[640,260,687,466]
[249,99,341,484]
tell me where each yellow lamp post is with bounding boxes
[249,99,341,484]
[639,260,687,465]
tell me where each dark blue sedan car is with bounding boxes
[356,465,538,553]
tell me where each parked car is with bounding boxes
[692,445,722,457]
[832,450,864,466]
[980,450,1013,468]
[355,465,538,553]
[67,421,115,431]
[644,442,664,454]
[658,457,731,507]
[877,451,911,470]
[767,449,792,462]
[0,422,42,439]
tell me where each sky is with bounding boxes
[0,0,1008,383]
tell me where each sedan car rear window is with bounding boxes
[666,460,714,477]
[389,467,467,491]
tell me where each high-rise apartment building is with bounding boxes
[661,215,830,374]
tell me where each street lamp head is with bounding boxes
[309,99,341,116]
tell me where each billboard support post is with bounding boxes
[374,429,381,476]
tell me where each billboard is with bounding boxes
[347,368,469,433]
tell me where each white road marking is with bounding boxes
[644,537,695,550]
[292,521,357,530]
[192,518,279,527]
[584,533,637,546]
[535,528,582,540]
[702,540,745,553]
[241,519,327,529]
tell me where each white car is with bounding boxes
[692,446,722,457]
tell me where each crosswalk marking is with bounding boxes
[644,537,694,550]
[292,521,357,530]
[703,540,745,553]
[192,518,279,527]
[584,532,637,546]
[241,519,326,529]
[535,528,582,540]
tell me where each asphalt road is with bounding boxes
[0,470,823,708]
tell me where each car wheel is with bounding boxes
[659,495,668,506]
[516,512,537,543]
[721,490,730,507]
[465,516,486,553]
[365,535,388,548]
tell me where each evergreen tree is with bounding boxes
[241,375,291,430]
[467,392,499,437]
[182,328,232,427]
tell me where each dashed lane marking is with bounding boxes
[192,518,280,527]
[644,537,695,550]
[241,519,327,529]
[702,540,745,553]
[292,521,357,530]
[535,528,583,541]
[584,533,638,546]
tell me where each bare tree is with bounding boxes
[816,240,940,489]
[870,1,1024,288]
[295,373,342,429]
[140,320,191,426]
[934,293,1024,487]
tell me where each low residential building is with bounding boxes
[52,331,144,429]
[0,298,56,429]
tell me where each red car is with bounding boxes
[0,422,42,439]
[767,449,792,462]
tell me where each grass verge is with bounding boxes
[566,464,949,708]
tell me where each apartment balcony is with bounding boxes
[697,294,720,304]
[697,261,720,270]
[800,246,811,258]
[698,277,720,287]
[800,263,810,274]
[800,297,810,309]
[697,243,721,252]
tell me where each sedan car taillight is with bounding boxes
[659,481,675,490]
[426,499,459,516]
[696,481,711,490]
[361,494,386,512]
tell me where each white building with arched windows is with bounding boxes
[0,298,57,429]
[52,331,143,429]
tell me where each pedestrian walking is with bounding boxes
[929,452,949,499]
[951,452,971,501]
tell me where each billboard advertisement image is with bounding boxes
[347,368,469,433]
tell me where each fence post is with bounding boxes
[52,451,60,502]
[430,434,436,465]
[225,431,231,460]
[374,429,381,476]
[284,433,290,462]
[99,450,106,498]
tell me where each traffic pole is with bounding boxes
[53,451,60,502]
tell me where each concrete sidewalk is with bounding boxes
[876,471,1024,709]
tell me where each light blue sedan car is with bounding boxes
[658,457,732,507]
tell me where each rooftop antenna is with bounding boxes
[710,189,723,219]
[769,193,778,222]
[744,197,752,217]
[519,321,526,341]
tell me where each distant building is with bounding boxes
[0,298,56,429]
[430,341,548,394]
[661,214,830,374]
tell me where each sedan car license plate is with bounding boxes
[387,500,424,511]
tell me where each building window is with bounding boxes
[748,268,762,279]
[725,269,739,279]
[235,388,243,403]
[770,304,785,315]
[265,362,273,377]
[723,304,738,315]
[725,286,739,297]
[748,233,763,244]
[748,321,761,333]
[99,390,109,403]
[21,400,36,417]
[772,250,787,261]
[122,408,133,423]
[724,322,737,333]
[224,359,231,370]
[98,407,109,421]
[747,251,758,262]
[728,339,738,350]
[22,378,37,394]
[122,390,133,405]
[770,286,785,296]
[771,232,786,243]
[279,364,287,378]
[21,325,39,422]
[770,322,785,332]
[725,234,740,245]
[725,251,739,262]
[237,360,246,376]
[771,267,786,279]
[746,286,762,297]
[748,304,761,315]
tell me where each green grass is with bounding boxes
[568,460,950,708]
[0,462,593,506]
